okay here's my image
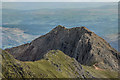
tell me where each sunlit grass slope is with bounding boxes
[1,49,119,79]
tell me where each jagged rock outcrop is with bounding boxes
[6,25,120,71]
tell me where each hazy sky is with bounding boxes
[2,0,119,2]
[2,2,117,10]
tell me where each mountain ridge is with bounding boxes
[5,25,120,71]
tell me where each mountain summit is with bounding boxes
[6,25,120,71]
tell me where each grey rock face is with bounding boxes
[6,25,120,71]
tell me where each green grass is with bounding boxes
[24,50,84,78]
[82,65,118,78]
[2,50,35,78]
[2,50,84,78]
[1,49,119,79]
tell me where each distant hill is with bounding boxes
[6,25,120,71]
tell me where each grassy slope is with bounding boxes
[1,49,119,78]
[24,50,79,78]
[2,50,34,78]
[2,50,89,78]
[82,65,118,78]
